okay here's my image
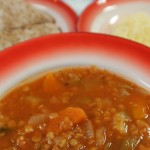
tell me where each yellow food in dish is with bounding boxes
[112,12,150,47]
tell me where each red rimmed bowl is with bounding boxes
[0,33,150,96]
[78,0,150,33]
[26,0,77,32]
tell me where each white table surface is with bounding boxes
[62,0,93,15]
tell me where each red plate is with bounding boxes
[78,0,150,33]
[26,0,77,32]
[0,33,150,96]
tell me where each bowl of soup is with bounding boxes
[0,33,150,149]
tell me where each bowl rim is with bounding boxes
[0,32,150,71]
[26,0,78,32]
[78,0,150,32]
[0,33,150,95]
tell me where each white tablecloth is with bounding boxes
[62,0,93,15]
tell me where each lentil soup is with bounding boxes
[0,67,150,150]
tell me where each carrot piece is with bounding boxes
[132,104,148,119]
[59,107,87,124]
[138,145,150,150]
[47,107,87,133]
[43,73,63,94]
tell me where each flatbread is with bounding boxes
[0,0,54,30]
[0,22,60,50]
[0,0,61,50]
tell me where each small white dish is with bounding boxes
[78,0,150,33]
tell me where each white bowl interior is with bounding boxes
[91,2,150,33]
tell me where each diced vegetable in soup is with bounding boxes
[0,66,150,150]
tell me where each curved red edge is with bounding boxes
[78,0,150,32]
[26,0,78,31]
[0,33,150,79]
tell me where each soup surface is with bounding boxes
[0,67,150,150]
